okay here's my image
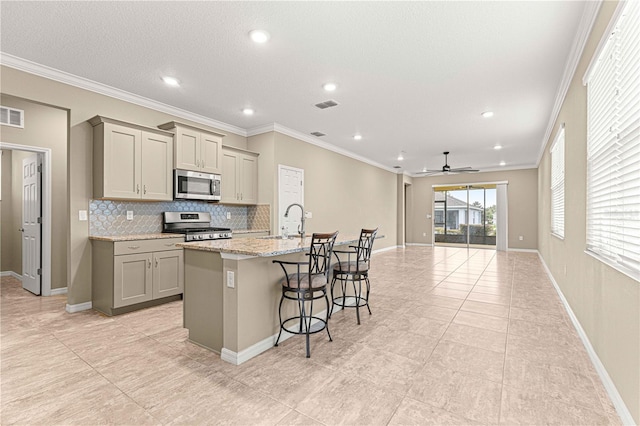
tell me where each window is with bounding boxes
[550,126,565,238]
[585,0,640,279]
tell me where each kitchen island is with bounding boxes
[177,234,373,364]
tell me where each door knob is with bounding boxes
[18,228,24,232]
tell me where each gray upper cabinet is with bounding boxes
[221,146,259,205]
[90,116,173,201]
[157,121,224,174]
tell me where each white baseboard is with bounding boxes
[65,301,92,313]
[0,271,22,280]
[50,287,68,296]
[507,248,539,253]
[373,245,401,255]
[405,243,433,247]
[537,253,635,425]
[220,306,341,365]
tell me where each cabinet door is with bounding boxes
[240,154,258,204]
[153,250,184,299]
[103,123,142,199]
[114,253,152,308]
[200,133,223,174]
[141,132,173,200]
[175,127,200,172]
[221,150,239,203]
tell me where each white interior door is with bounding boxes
[21,154,41,295]
[278,165,304,236]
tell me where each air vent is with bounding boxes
[393,166,402,169]
[0,106,24,128]
[314,100,339,109]
[310,131,326,137]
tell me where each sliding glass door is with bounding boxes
[433,184,497,248]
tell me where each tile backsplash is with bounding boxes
[89,200,270,236]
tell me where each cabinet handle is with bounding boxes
[241,193,243,200]
[196,159,200,167]
[144,185,147,194]
[128,245,140,250]
[155,258,158,268]
[148,258,151,268]
[136,184,140,194]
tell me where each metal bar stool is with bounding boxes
[330,228,378,324]
[272,231,338,358]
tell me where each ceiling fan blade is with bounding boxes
[413,170,443,176]
[449,167,479,173]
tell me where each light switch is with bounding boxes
[78,210,88,221]
[126,211,134,220]
[226,271,235,288]
[226,212,231,220]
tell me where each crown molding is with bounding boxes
[407,164,536,178]
[247,122,400,174]
[536,0,603,167]
[0,53,248,137]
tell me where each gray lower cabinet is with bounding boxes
[92,238,184,315]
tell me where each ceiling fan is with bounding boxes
[415,151,480,175]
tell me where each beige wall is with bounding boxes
[1,150,18,274]
[538,1,638,422]
[1,66,246,304]
[0,96,68,288]
[248,132,398,248]
[408,168,538,250]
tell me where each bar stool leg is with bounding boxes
[365,275,372,315]
[324,289,333,342]
[352,276,361,325]
[329,276,337,318]
[275,292,285,346]
[304,297,312,358]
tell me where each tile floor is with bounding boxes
[1,247,622,425]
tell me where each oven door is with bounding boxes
[174,170,221,201]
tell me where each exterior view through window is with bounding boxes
[433,184,497,248]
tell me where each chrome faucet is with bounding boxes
[284,203,305,239]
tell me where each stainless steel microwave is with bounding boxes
[174,169,221,201]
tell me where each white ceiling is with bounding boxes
[0,1,589,174]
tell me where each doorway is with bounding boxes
[433,184,497,249]
[277,165,304,236]
[0,143,52,296]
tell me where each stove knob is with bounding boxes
[197,235,203,240]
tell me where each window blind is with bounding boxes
[550,127,565,238]
[586,0,640,279]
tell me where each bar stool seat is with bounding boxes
[330,228,378,325]
[273,231,338,358]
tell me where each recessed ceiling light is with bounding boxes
[162,76,180,87]
[397,152,404,161]
[499,161,506,166]
[242,108,254,116]
[249,30,270,43]
[494,144,502,150]
[323,83,337,92]
[353,134,362,141]
[482,111,494,118]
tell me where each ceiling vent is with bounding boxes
[393,165,402,169]
[314,100,339,109]
[0,106,24,128]
[310,131,326,137]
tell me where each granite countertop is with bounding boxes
[232,229,270,235]
[177,234,383,257]
[89,233,183,242]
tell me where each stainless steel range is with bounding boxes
[162,212,232,242]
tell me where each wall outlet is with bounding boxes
[305,211,312,219]
[78,210,88,221]
[226,212,231,220]
[518,235,524,241]
[126,211,134,220]
[423,232,427,237]
[226,271,235,288]
[426,214,432,219]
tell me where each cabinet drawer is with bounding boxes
[114,238,184,255]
